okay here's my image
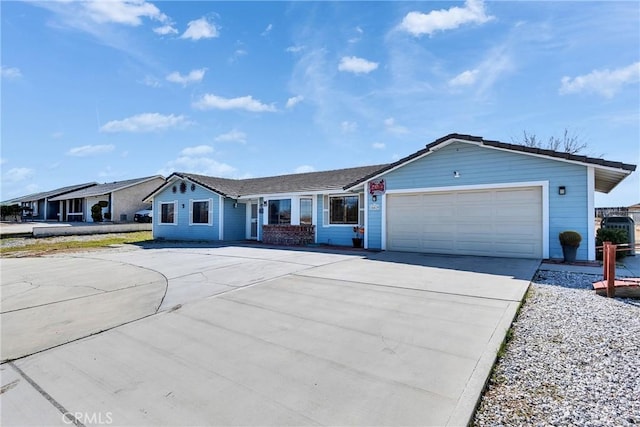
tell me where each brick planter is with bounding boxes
[262,225,315,246]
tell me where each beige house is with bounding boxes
[49,175,165,223]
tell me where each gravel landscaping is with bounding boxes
[474,269,640,426]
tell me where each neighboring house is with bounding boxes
[49,175,165,223]
[628,203,640,223]
[2,182,97,221]
[144,134,636,261]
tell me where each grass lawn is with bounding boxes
[0,231,153,257]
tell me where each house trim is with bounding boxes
[587,167,596,260]
[218,195,224,240]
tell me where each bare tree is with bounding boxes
[514,128,587,154]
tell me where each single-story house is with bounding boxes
[2,182,97,221]
[628,203,640,223]
[50,175,165,223]
[144,134,636,261]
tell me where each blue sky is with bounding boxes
[1,0,638,206]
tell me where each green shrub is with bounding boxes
[91,203,103,223]
[1,204,21,221]
[596,228,629,259]
[559,230,582,247]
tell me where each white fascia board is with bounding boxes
[344,150,440,192]
[587,167,596,261]
[481,144,634,174]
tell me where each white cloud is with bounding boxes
[261,24,273,36]
[384,117,408,134]
[166,68,206,86]
[153,24,178,35]
[286,95,304,108]
[84,0,168,26]
[338,56,379,74]
[447,45,513,95]
[559,62,640,98]
[286,45,305,53]
[181,17,219,40]
[214,129,247,144]
[372,142,386,150]
[1,66,22,79]
[349,26,364,44]
[51,131,64,139]
[180,145,214,156]
[294,165,315,174]
[100,113,192,132]
[341,121,358,132]
[140,75,161,87]
[4,167,34,182]
[192,94,276,112]
[158,156,236,177]
[67,144,115,157]
[400,0,493,37]
[449,69,479,86]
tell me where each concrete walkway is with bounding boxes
[1,246,539,426]
[0,257,167,361]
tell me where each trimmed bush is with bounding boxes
[596,227,629,259]
[91,203,103,223]
[559,230,582,247]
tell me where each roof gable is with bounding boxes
[345,133,636,193]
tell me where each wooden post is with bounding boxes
[603,241,610,281]
[606,243,616,298]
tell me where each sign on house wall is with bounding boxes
[369,179,385,195]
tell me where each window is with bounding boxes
[268,199,291,224]
[69,198,83,213]
[190,199,211,225]
[160,202,176,224]
[300,198,312,225]
[330,195,359,224]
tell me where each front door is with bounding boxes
[249,202,258,239]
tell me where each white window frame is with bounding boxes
[189,198,213,226]
[299,197,313,225]
[159,201,178,225]
[324,194,360,227]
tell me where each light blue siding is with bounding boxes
[153,180,221,241]
[224,199,246,240]
[366,193,383,250]
[369,141,589,259]
[315,195,358,247]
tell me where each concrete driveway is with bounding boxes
[1,245,539,426]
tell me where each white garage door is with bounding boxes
[387,187,542,258]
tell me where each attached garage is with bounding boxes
[386,186,544,258]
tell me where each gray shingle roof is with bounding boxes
[160,164,390,199]
[49,176,163,201]
[2,182,97,204]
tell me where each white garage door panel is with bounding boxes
[387,187,542,258]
